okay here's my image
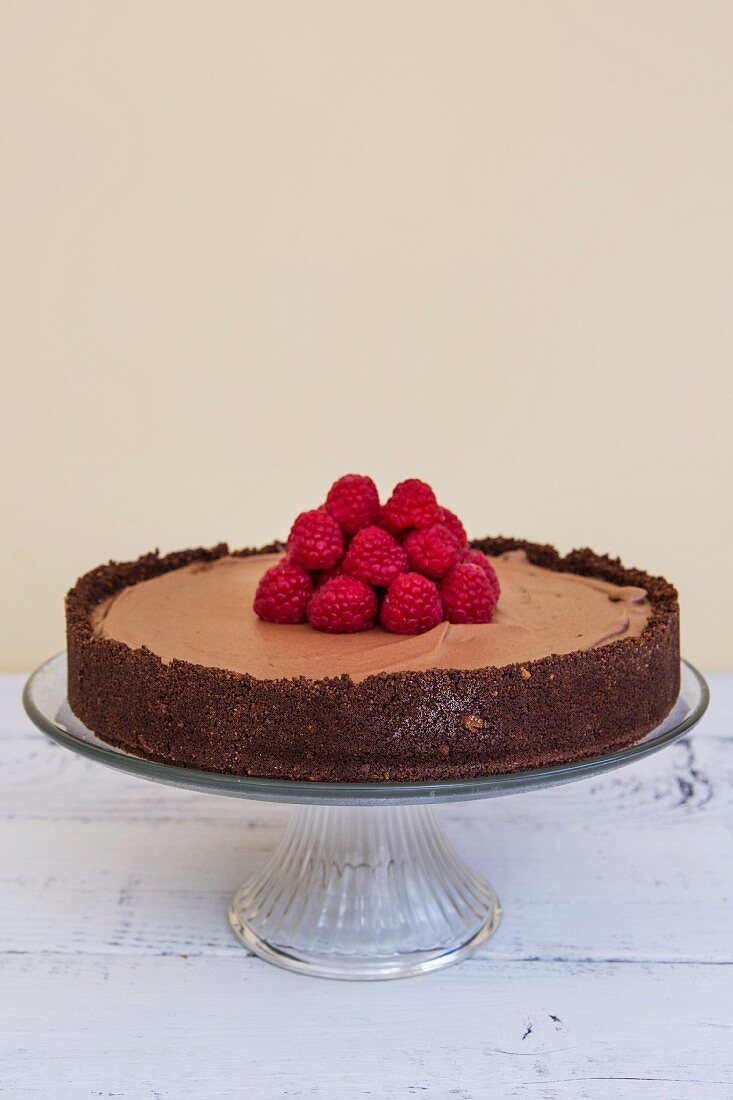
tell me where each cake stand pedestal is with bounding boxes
[229,804,500,979]
[24,655,708,981]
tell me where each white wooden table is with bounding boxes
[2,672,731,1098]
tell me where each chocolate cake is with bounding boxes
[65,537,680,781]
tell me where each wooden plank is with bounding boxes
[2,953,731,1099]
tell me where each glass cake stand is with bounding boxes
[24,653,708,981]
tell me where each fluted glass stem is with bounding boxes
[229,804,501,980]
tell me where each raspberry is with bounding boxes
[314,563,343,587]
[307,574,378,634]
[458,549,501,601]
[288,508,344,571]
[404,523,460,579]
[343,525,408,587]
[381,479,441,535]
[253,561,314,624]
[325,474,380,536]
[439,507,468,547]
[381,573,443,635]
[440,562,497,624]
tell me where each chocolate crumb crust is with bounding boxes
[66,538,680,782]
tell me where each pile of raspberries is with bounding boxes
[253,475,500,635]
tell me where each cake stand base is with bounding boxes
[228,804,501,980]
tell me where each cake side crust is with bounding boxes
[66,538,680,781]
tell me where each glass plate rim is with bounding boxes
[23,653,709,805]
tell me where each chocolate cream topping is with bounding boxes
[92,550,650,682]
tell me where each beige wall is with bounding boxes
[2,1,731,671]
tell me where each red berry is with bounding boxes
[253,561,314,624]
[458,549,501,601]
[381,573,443,635]
[288,508,344,571]
[381,479,441,535]
[325,474,380,536]
[314,563,344,587]
[343,525,408,588]
[439,507,468,547]
[307,575,378,634]
[376,504,392,529]
[440,563,497,624]
[404,523,460,579]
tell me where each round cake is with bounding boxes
[66,531,680,782]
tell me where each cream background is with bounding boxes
[1,1,731,671]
